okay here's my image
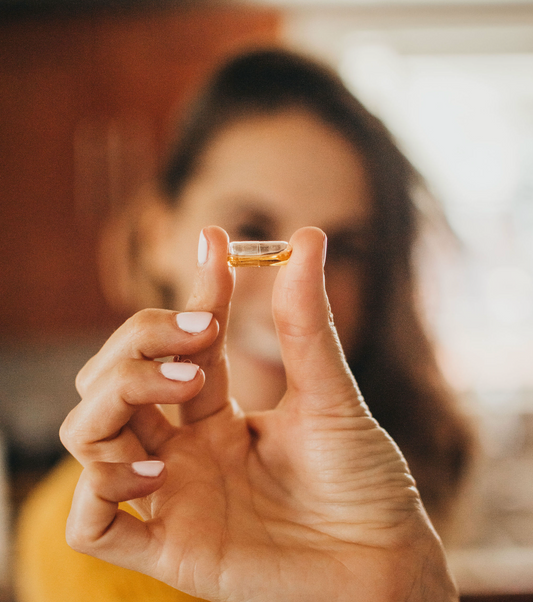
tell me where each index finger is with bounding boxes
[179,226,236,424]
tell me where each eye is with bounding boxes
[326,229,373,266]
[222,203,278,242]
[233,221,272,241]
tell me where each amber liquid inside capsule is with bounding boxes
[227,241,292,267]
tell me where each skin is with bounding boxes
[143,109,374,411]
[60,110,458,600]
[61,226,458,601]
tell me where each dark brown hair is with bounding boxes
[160,47,472,531]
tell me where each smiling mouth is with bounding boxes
[231,320,284,367]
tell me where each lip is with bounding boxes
[242,353,286,377]
[230,320,284,370]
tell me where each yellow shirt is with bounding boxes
[16,456,205,602]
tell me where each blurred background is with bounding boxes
[1,0,532,600]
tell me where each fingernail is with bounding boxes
[177,311,213,334]
[161,362,199,381]
[132,460,165,477]
[198,229,208,265]
[322,234,328,267]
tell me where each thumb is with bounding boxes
[273,227,366,414]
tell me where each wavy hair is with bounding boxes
[159,47,473,532]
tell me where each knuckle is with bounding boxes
[126,308,164,352]
[75,360,93,397]
[59,417,87,454]
[273,316,313,339]
[75,352,101,397]
[114,357,136,381]
[59,409,94,452]
[127,308,160,336]
[65,523,93,554]
[59,412,75,448]
[113,360,142,404]
[75,369,87,397]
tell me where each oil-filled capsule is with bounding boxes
[227,241,292,267]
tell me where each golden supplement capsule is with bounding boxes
[227,241,292,267]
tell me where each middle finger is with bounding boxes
[61,356,205,465]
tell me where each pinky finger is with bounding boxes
[66,461,164,572]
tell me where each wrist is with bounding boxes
[336,523,458,602]
[385,526,458,602]
[405,536,458,602]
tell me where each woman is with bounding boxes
[16,48,470,601]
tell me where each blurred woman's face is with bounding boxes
[157,109,373,411]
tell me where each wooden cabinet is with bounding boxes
[0,6,280,340]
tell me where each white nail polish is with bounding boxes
[161,362,199,381]
[132,460,165,477]
[177,312,213,334]
[198,229,208,265]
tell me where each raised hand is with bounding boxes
[60,226,457,602]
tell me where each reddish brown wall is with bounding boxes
[0,7,280,340]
